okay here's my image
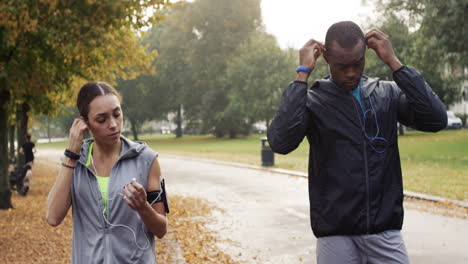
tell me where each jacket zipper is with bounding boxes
[350,95,370,234]
[84,166,107,224]
[85,165,110,263]
[80,142,127,263]
[105,165,117,264]
[101,159,124,264]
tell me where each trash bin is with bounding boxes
[260,137,274,166]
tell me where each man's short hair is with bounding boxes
[325,21,365,53]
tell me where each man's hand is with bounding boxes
[365,29,403,72]
[296,39,324,82]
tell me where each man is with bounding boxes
[21,134,36,165]
[267,21,447,263]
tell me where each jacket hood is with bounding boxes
[78,136,147,166]
[311,75,379,97]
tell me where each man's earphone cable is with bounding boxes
[363,96,389,153]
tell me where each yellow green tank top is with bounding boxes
[86,142,110,213]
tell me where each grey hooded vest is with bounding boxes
[70,136,158,264]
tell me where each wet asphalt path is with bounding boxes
[160,156,468,264]
[38,150,468,264]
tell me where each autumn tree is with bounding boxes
[0,0,169,209]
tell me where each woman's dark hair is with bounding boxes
[76,82,122,121]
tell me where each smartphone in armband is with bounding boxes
[146,178,169,214]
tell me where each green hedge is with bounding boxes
[455,113,467,127]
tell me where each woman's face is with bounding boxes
[86,94,123,145]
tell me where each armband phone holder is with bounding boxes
[146,178,169,213]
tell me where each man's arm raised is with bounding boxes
[365,29,403,72]
[295,40,324,82]
[267,39,322,154]
[365,28,447,132]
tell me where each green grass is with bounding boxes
[397,130,468,200]
[39,130,468,200]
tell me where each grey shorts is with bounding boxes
[317,230,410,264]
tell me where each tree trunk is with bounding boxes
[130,120,139,141]
[214,128,224,138]
[175,104,183,138]
[47,117,51,143]
[16,102,30,168]
[8,124,15,160]
[229,129,237,139]
[0,89,13,209]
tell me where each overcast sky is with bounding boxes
[261,0,376,49]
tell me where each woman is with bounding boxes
[46,82,167,263]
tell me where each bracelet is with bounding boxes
[296,66,312,74]
[61,162,76,169]
[64,149,80,160]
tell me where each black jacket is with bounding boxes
[267,66,447,237]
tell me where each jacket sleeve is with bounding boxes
[393,66,447,132]
[267,81,310,154]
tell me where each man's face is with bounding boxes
[324,40,366,91]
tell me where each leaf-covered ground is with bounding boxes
[0,161,239,264]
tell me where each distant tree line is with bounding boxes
[116,0,465,140]
[116,0,297,139]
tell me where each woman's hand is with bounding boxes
[123,179,149,212]
[68,118,88,153]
